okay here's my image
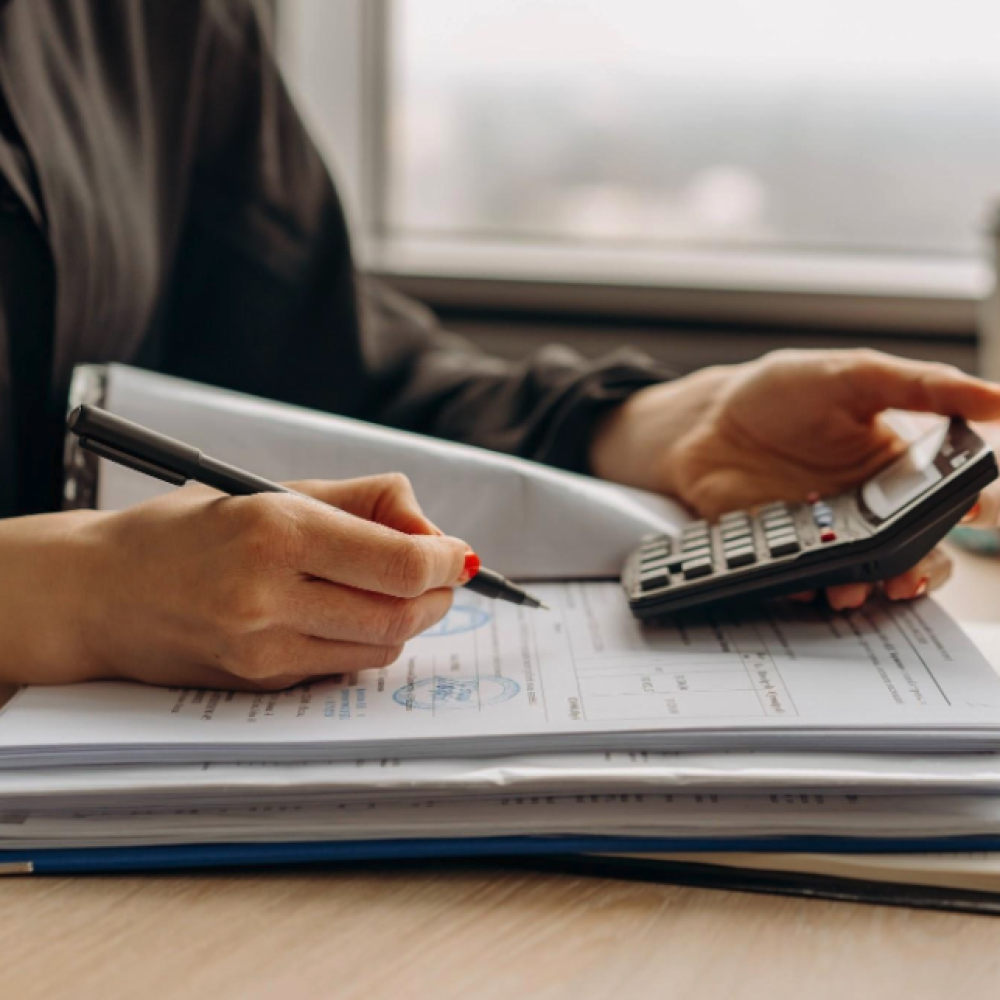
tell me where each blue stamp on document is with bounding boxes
[393,675,519,710]
[417,604,491,638]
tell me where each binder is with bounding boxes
[5,835,1000,915]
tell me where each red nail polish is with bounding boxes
[961,501,982,524]
[459,551,481,584]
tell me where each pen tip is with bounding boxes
[520,592,549,610]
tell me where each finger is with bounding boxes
[234,630,406,682]
[959,483,1000,530]
[284,580,454,644]
[845,352,1000,422]
[826,582,874,611]
[111,660,313,693]
[239,493,469,597]
[288,474,444,536]
[787,590,817,603]
[883,546,953,601]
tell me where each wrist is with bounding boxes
[589,365,734,497]
[0,510,115,685]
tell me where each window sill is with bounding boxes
[363,235,990,336]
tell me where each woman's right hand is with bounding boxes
[0,474,471,690]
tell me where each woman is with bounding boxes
[0,0,998,690]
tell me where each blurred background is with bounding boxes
[279,0,1000,374]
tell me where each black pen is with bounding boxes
[67,404,548,610]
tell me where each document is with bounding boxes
[9,748,1000,813]
[2,583,1000,766]
[91,364,688,579]
[5,790,1000,849]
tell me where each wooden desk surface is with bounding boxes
[3,544,1000,1000]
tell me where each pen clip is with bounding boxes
[79,438,190,488]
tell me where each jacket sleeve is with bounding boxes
[157,0,673,474]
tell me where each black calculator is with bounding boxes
[622,418,998,619]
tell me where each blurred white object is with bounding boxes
[90,365,689,580]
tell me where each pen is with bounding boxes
[67,404,548,610]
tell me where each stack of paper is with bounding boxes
[3,584,1000,768]
[16,364,1000,909]
[3,584,1000,869]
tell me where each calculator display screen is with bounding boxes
[859,422,954,524]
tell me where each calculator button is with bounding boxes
[681,531,712,549]
[719,524,752,540]
[767,535,801,557]
[811,503,835,529]
[719,512,750,526]
[640,570,671,592]
[721,536,752,551]
[682,538,712,554]
[759,502,788,515]
[682,557,714,580]
[641,557,670,574]
[762,512,794,528]
[763,523,795,539]
[725,546,757,569]
[681,546,712,564]
[641,547,670,563]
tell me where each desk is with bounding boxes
[2,544,1000,1000]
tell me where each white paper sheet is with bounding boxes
[3,584,1000,766]
[95,364,688,579]
[3,791,1000,849]
[5,617,1000,812]
[9,751,1000,813]
[9,749,1000,813]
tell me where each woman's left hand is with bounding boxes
[591,348,1000,609]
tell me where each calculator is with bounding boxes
[622,418,998,619]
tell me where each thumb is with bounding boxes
[285,474,444,536]
[845,352,1000,422]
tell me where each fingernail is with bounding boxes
[830,583,871,610]
[961,502,982,524]
[913,576,929,598]
[457,551,481,585]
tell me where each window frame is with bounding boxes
[279,0,989,336]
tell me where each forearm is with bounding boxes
[0,510,108,685]
[359,280,674,472]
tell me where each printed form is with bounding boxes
[2,583,1000,764]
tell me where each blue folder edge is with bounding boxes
[6,833,1000,875]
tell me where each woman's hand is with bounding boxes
[591,348,1000,609]
[0,474,471,689]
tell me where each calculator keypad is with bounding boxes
[630,497,838,599]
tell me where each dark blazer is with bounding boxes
[0,0,668,516]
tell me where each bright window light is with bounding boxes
[389,0,1000,256]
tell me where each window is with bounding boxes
[281,0,1000,329]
